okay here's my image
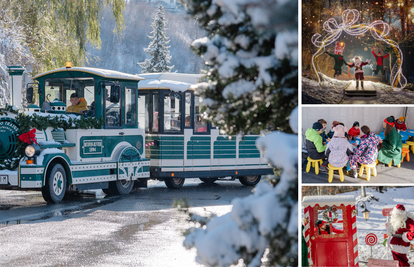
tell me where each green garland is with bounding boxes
[0,104,104,170]
[322,206,339,223]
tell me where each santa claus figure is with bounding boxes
[347,56,371,89]
[386,204,414,267]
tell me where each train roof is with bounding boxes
[138,73,203,92]
[33,67,145,81]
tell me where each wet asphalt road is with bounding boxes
[0,178,253,267]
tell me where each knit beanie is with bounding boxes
[399,116,406,122]
[353,121,359,127]
[312,122,323,131]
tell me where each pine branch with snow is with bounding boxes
[138,4,174,73]
[184,0,298,135]
[181,108,298,267]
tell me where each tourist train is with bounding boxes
[0,64,273,203]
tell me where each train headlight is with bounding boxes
[24,144,40,158]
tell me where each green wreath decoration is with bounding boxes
[0,104,104,170]
[322,206,339,223]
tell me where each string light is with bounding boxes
[311,9,407,91]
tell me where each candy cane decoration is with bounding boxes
[145,142,154,147]
[311,9,406,91]
[352,204,359,266]
[304,206,313,266]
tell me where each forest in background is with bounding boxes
[85,0,204,74]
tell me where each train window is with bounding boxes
[45,83,62,102]
[138,94,149,132]
[105,85,121,128]
[45,78,94,115]
[152,93,159,133]
[185,92,192,128]
[194,96,208,133]
[125,87,137,125]
[163,92,182,133]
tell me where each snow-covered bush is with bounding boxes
[181,107,298,267]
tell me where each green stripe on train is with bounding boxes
[213,136,236,159]
[187,136,211,159]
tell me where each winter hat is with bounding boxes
[332,121,340,127]
[315,220,324,228]
[353,121,359,127]
[392,204,406,217]
[333,125,347,138]
[398,116,406,122]
[312,122,323,131]
[384,117,395,126]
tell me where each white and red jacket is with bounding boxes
[348,61,369,74]
[387,217,414,254]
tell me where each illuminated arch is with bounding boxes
[311,9,406,91]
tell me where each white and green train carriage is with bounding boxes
[0,65,273,203]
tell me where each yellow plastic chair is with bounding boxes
[402,147,410,163]
[328,164,344,183]
[387,160,401,168]
[359,163,377,181]
[406,141,414,153]
[306,157,323,175]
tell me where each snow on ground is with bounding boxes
[304,187,414,265]
[302,74,414,104]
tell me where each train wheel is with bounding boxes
[164,178,185,189]
[239,175,261,186]
[199,178,217,185]
[42,163,67,203]
[108,179,134,195]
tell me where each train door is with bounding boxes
[303,196,358,267]
[138,91,162,166]
[161,91,184,172]
[188,94,211,173]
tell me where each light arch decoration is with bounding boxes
[311,9,407,91]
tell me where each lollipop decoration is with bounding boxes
[365,233,378,258]
[311,9,406,91]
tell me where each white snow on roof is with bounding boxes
[303,195,356,206]
[139,79,192,92]
[138,73,203,92]
[34,67,144,81]
[139,73,203,83]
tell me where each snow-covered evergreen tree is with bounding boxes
[178,0,298,266]
[138,4,174,73]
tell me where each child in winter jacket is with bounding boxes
[348,121,360,140]
[305,122,329,172]
[326,125,354,168]
[395,116,408,131]
[348,125,381,178]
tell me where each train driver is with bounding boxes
[67,93,88,114]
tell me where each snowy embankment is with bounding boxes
[302,74,414,104]
[311,187,414,264]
